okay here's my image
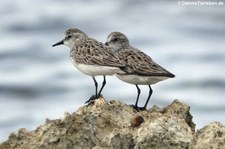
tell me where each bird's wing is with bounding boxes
[71,39,125,68]
[118,48,175,77]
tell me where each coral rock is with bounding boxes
[0,98,224,149]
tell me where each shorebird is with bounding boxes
[105,32,175,110]
[52,28,125,103]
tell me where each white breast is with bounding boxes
[71,58,122,76]
[115,74,170,85]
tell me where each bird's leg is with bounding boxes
[97,76,106,98]
[140,85,153,110]
[85,76,98,104]
[132,85,141,110]
[93,76,98,99]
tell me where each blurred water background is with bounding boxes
[0,0,225,142]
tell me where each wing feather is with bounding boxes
[117,47,175,77]
[70,39,125,68]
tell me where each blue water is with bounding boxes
[1,0,225,142]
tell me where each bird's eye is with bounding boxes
[67,35,72,39]
[112,38,118,42]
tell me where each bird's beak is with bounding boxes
[52,40,64,47]
[105,42,109,46]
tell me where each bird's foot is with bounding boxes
[137,106,147,111]
[130,105,147,111]
[85,94,103,105]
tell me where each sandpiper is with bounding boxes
[105,32,175,110]
[52,28,125,103]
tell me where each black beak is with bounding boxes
[105,42,109,46]
[52,40,64,47]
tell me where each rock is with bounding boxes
[0,98,224,149]
[190,122,225,149]
[130,115,144,127]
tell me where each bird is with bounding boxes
[52,28,125,103]
[105,31,175,110]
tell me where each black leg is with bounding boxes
[134,85,141,108]
[92,76,98,98]
[85,76,98,104]
[97,76,106,97]
[142,85,153,110]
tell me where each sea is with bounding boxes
[0,0,225,142]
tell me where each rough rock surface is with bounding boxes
[190,122,225,149]
[0,98,224,149]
